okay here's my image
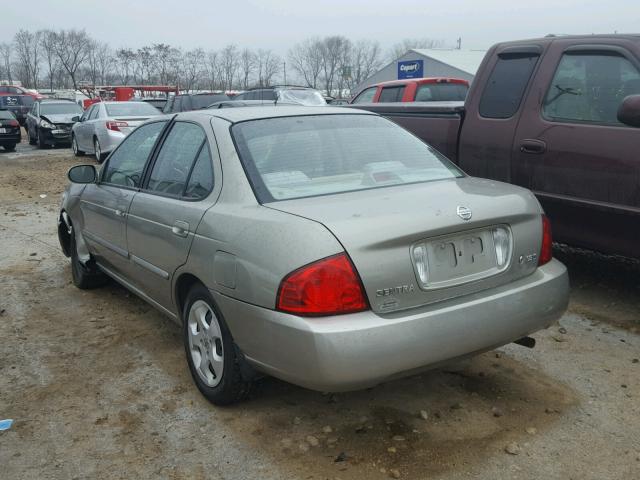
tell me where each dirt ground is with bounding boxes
[1,138,639,480]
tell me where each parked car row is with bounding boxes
[0,109,21,151]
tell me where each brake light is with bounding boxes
[276,253,369,316]
[539,215,553,266]
[8,120,19,127]
[106,120,128,132]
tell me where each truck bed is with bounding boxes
[345,101,464,161]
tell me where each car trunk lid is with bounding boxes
[266,177,543,313]
[112,116,153,135]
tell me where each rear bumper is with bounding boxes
[0,133,21,145]
[214,259,569,392]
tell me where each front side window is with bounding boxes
[479,53,540,118]
[232,114,463,202]
[147,122,206,195]
[352,87,377,104]
[88,105,99,120]
[378,86,405,103]
[102,121,167,188]
[543,51,640,125]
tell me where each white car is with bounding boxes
[71,101,162,162]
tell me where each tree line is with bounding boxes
[0,29,443,96]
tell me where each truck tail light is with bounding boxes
[106,120,128,132]
[276,253,369,316]
[539,215,553,266]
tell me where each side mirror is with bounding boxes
[68,165,97,184]
[72,115,81,122]
[617,94,640,128]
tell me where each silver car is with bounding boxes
[71,101,161,162]
[58,107,569,405]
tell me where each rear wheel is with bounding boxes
[72,135,84,156]
[69,225,108,289]
[94,138,105,163]
[183,284,251,405]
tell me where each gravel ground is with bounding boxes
[0,138,639,479]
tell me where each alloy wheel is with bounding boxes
[187,300,224,387]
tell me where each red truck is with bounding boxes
[350,77,469,104]
[350,35,640,259]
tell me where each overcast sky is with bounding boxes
[2,0,638,54]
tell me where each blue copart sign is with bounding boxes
[398,60,424,79]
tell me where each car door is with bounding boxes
[79,120,168,275]
[75,104,96,150]
[126,121,217,310]
[512,39,640,257]
[27,102,39,138]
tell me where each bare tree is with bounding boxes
[116,48,135,85]
[288,38,323,89]
[239,48,255,89]
[219,44,239,90]
[152,43,179,85]
[319,36,350,96]
[204,50,221,91]
[388,38,444,61]
[346,40,383,93]
[39,30,61,92]
[95,43,114,85]
[52,29,92,91]
[0,43,13,83]
[256,49,280,87]
[181,48,205,92]
[14,29,41,88]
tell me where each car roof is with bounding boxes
[177,105,374,123]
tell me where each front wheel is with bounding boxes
[28,127,36,145]
[69,226,108,289]
[183,284,251,405]
[72,135,84,156]
[37,128,46,149]
[4,144,16,151]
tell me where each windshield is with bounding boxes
[232,114,463,202]
[278,89,326,106]
[40,103,82,116]
[192,94,229,109]
[106,102,161,117]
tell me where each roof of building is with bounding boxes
[410,49,487,75]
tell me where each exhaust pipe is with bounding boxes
[514,336,536,348]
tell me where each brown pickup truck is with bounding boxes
[350,35,640,259]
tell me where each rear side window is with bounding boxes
[479,53,540,118]
[185,146,214,199]
[543,51,640,125]
[378,86,405,103]
[102,121,167,188]
[147,122,206,196]
[0,110,16,119]
[352,87,377,104]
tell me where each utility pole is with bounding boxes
[456,37,462,50]
[283,61,287,86]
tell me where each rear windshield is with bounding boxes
[232,114,463,202]
[106,102,161,117]
[0,95,32,106]
[0,109,16,119]
[192,94,229,109]
[415,83,469,101]
[40,103,83,116]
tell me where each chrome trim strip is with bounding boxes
[131,254,170,279]
[82,230,128,258]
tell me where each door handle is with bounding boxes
[172,220,190,237]
[520,139,547,154]
[115,209,126,217]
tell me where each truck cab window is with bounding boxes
[479,53,540,118]
[543,52,640,125]
[378,86,405,103]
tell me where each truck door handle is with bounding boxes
[172,220,189,237]
[520,139,547,154]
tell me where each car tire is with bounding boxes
[183,284,251,405]
[37,128,46,149]
[69,225,108,290]
[72,135,84,156]
[28,127,36,145]
[4,144,16,151]
[94,138,105,163]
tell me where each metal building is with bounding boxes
[353,49,487,95]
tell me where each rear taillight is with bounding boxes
[276,253,369,316]
[539,215,553,266]
[106,120,128,132]
[8,120,19,127]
